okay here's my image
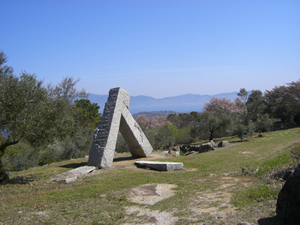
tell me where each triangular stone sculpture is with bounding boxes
[88,87,153,168]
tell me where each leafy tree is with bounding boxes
[0,54,48,182]
[287,80,300,101]
[202,97,246,140]
[287,80,300,124]
[203,97,234,116]
[246,90,267,122]
[0,52,86,182]
[177,113,196,128]
[75,99,101,128]
[190,111,202,122]
[153,122,177,149]
[135,115,165,130]
[204,97,246,117]
[255,113,276,135]
[166,113,179,127]
[199,111,233,140]
[237,88,249,103]
[265,80,300,125]
[175,126,193,144]
[264,85,294,124]
[167,113,195,128]
[234,121,255,141]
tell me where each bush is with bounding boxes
[234,122,255,141]
[39,125,93,165]
[153,122,176,149]
[2,145,39,171]
[175,126,194,144]
[115,133,129,153]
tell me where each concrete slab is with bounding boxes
[135,161,183,171]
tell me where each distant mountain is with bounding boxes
[88,92,239,114]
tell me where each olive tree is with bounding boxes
[199,111,233,141]
[0,52,87,182]
[264,80,300,125]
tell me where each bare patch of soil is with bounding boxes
[126,183,177,205]
[124,206,179,225]
[122,175,256,224]
[188,176,255,222]
[239,151,255,155]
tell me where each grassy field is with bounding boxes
[1,127,299,224]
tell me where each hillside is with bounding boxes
[1,128,299,224]
[88,91,239,114]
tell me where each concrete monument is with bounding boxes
[88,88,153,168]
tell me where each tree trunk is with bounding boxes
[0,140,17,184]
[209,132,213,141]
[0,137,21,183]
[0,159,9,183]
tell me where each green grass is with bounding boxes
[231,184,279,208]
[1,127,300,224]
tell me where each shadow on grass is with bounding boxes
[113,156,136,162]
[229,140,249,143]
[258,215,285,225]
[60,162,87,169]
[2,176,34,185]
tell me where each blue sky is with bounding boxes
[1,0,299,98]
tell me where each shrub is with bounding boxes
[175,126,194,144]
[39,125,93,165]
[153,122,176,149]
[234,122,255,141]
[115,133,129,153]
[2,145,39,171]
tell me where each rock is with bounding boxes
[88,88,153,168]
[209,140,217,147]
[135,161,183,171]
[180,144,192,153]
[181,143,216,155]
[199,143,215,153]
[218,141,229,147]
[276,164,300,224]
[50,166,96,183]
[184,151,198,156]
[65,177,78,183]
[168,146,180,157]
[189,145,200,151]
